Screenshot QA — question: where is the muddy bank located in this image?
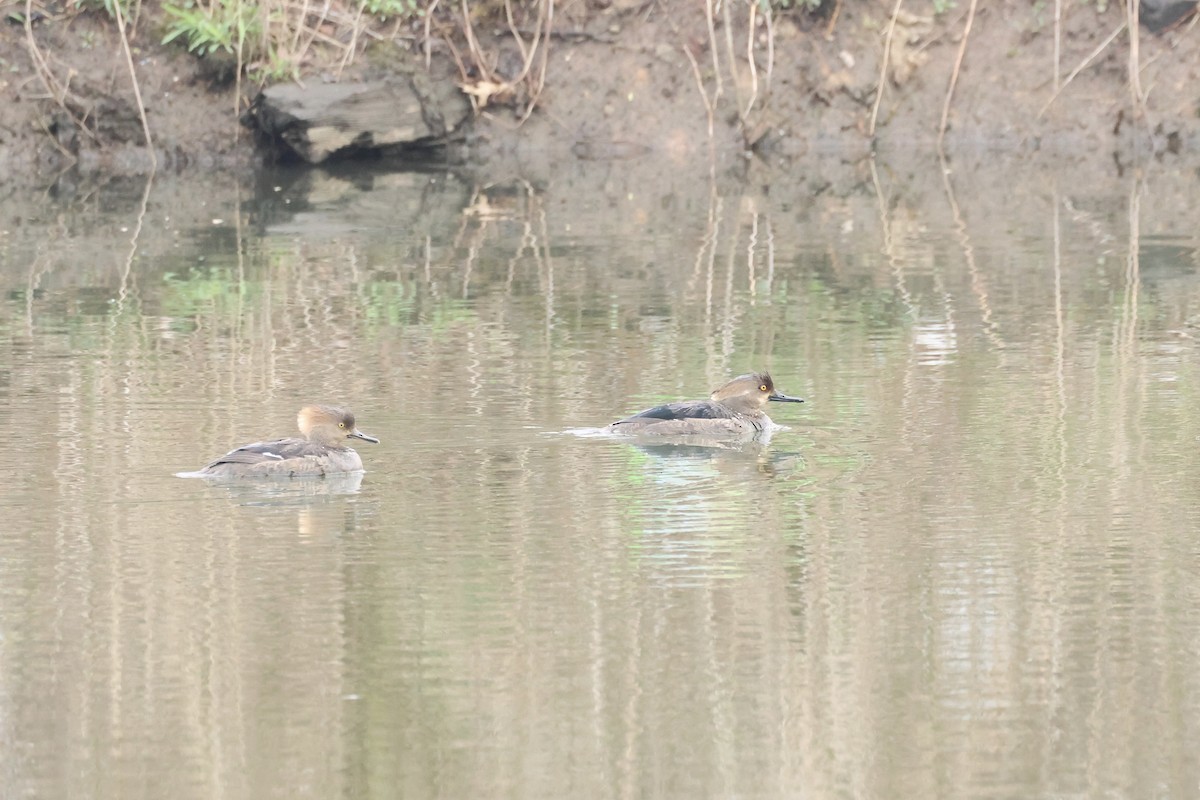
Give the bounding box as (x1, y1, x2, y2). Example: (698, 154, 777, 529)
(0, 2, 1197, 186)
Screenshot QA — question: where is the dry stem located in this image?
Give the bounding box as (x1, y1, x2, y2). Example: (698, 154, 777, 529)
(23, 0, 95, 143)
(763, 1, 774, 98)
(705, 0, 723, 106)
(517, 0, 552, 124)
(110, 0, 153, 164)
(720, 0, 743, 120)
(683, 42, 715, 139)
(424, 0, 441, 68)
(937, 0, 977, 153)
(825, 0, 843, 39)
(870, 0, 904, 139)
(743, 1, 758, 121)
(336, 2, 366, 78)
(1126, 0, 1144, 113)
(460, 0, 494, 85)
(1038, 21, 1127, 117)
(1053, 0, 1061, 91)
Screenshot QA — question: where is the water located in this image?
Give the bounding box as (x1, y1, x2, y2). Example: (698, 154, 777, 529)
(3, 155, 1200, 799)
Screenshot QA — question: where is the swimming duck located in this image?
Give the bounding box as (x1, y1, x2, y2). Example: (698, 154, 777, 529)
(606, 372, 803, 436)
(182, 404, 379, 478)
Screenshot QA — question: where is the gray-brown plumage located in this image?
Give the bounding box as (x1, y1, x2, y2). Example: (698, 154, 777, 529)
(186, 405, 379, 478)
(606, 373, 803, 436)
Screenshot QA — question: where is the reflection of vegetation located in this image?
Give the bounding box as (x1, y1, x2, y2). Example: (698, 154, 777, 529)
(9, 165, 1200, 800)
(160, 266, 252, 314)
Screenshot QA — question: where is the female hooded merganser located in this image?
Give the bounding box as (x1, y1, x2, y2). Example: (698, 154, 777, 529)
(181, 404, 379, 478)
(606, 372, 803, 436)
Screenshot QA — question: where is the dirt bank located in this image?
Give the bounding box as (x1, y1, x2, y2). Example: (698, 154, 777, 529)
(1, 1, 1197, 185)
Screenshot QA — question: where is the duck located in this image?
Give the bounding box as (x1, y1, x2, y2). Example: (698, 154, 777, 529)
(606, 372, 803, 436)
(181, 404, 379, 478)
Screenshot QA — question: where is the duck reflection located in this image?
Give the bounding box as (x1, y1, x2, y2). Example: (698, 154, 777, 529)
(584, 426, 803, 480)
(200, 470, 366, 506)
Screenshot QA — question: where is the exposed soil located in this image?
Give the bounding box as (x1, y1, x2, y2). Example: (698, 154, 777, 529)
(1, 1, 1198, 186)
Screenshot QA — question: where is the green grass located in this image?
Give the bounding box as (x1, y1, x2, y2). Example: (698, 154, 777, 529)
(162, 0, 259, 57)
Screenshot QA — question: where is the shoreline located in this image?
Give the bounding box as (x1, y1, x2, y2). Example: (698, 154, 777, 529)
(1, 2, 1196, 184)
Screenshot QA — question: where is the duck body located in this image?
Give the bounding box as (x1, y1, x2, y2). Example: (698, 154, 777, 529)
(183, 405, 379, 478)
(606, 373, 803, 437)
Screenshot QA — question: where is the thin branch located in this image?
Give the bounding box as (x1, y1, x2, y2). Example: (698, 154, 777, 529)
(1053, 0, 1061, 91)
(870, 0, 903, 139)
(424, 0, 441, 68)
(23, 0, 95, 141)
(683, 42, 715, 139)
(110, 0, 156, 166)
(336, 2, 366, 78)
(234, 0, 244, 135)
(518, 0, 553, 124)
(1126, 0, 1143, 113)
(937, 0, 977, 153)
(33, 113, 78, 164)
(511, 0, 545, 86)
(460, 0, 496, 84)
(1038, 21, 1127, 117)
(763, 0, 774, 99)
(705, 0, 722, 105)
(825, 0, 843, 39)
(720, 0, 743, 119)
(504, 0, 531, 67)
(295, 0, 334, 69)
(743, 1, 758, 121)
(290, 0, 312, 54)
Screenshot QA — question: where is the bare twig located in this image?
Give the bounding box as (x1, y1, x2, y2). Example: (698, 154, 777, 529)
(1126, 0, 1143, 113)
(1053, 0, 1061, 91)
(870, 0, 903, 139)
(825, 0, 843, 39)
(110, 0, 156, 166)
(460, 0, 495, 84)
(720, 0, 743, 119)
(295, 0, 335, 69)
(518, 0, 553, 124)
(234, 0, 244, 130)
(511, 0, 545, 85)
(683, 42, 715, 139)
(705, 0, 723, 105)
(1038, 21, 1127, 117)
(504, 0, 531, 67)
(32, 113, 78, 163)
(434, 13, 471, 81)
(336, 2, 366, 78)
(290, 0, 312, 55)
(937, 0, 977, 153)
(763, 0, 774, 99)
(424, 0, 441, 68)
(743, 1, 758, 121)
(23, 0, 96, 141)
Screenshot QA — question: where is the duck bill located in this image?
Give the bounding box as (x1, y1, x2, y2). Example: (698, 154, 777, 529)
(348, 429, 381, 444)
(768, 392, 804, 403)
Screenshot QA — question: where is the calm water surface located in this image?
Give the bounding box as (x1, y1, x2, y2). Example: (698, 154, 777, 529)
(3, 157, 1200, 799)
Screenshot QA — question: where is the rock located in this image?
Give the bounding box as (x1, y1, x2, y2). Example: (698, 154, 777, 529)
(242, 73, 471, 164)
(1140, 0, 1197, 32)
